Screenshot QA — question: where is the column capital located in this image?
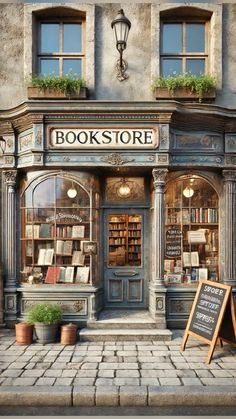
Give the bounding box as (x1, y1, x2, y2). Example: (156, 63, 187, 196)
(4, 170, 17, 190)
(222, 170, 236, 182)
(152, 168, 168, 188)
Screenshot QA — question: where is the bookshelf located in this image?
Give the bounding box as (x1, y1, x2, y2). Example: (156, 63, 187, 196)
(164, 177, 219, 285)
(108, 214, 142, 266)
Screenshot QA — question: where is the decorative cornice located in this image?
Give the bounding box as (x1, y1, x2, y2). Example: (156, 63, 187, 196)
(152, 168, 168, 187)
(222, 170, 236, 182)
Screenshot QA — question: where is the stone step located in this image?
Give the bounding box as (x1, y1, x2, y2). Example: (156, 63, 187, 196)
(79, 328, 172, 342)
(87, 319, 158, 330)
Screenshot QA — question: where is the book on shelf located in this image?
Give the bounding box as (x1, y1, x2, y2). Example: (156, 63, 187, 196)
(72, 251, 85, 266)
(56, 240, 73, 255)
(75, 266, 90, 284)
(187, 229, 206, 244)
(25, 225, 40, 239)
(39, 223, 51, 238)
(164, 259, 175, 272)
(26, 242, 33, 257)
(37, 248, 54, 265)
(57, 267, 74, 283)
(183, 251, 199, 267)
(72, 225, 85, 238)
(198, 268, 208, 280)
(45, 266, 60, 284)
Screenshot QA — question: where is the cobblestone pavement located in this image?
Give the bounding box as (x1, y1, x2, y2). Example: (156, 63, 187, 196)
(1, 328, 236, 406)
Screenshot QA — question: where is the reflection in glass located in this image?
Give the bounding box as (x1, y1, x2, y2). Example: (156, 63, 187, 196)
(186, 59, 205, 75)
(55, 178, 89, 207)
(63, 24, 82, 52)
(63, 59, 82, 77)
(162, 24, 182, 53)
(186, 24, 205, 52)
(40, 24, 59, 53)
(40, 59, 59, 76)
(161, 59, 182, 77)
(33, 178, 55, 208)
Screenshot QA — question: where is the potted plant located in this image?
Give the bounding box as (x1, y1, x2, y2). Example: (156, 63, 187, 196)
(27, 303, 63, 344)
(15, 322, 34, 345)
(152, 74, 217, 102)
(27, 74, 88, 100)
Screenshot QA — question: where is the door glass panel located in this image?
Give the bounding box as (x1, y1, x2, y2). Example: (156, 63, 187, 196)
(108, 214, 142, 267)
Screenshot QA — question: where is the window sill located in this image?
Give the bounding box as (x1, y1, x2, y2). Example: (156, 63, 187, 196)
(27, 86, 88, 100)
(154, 87, 216, 102)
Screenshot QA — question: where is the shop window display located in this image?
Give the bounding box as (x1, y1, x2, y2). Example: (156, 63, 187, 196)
(164, 176, 219, 285)
(20, 175, 97, 286)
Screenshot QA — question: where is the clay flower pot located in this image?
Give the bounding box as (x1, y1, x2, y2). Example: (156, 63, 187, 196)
(15, 322, 33, 345)
(61, 323, 78, 345)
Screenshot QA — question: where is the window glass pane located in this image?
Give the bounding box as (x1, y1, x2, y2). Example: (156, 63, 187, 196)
(40, 24, 59, 53)
(40, 59, 59, 76)
(63, 59, 82, 77)
(63, 23, 82, 52)
(186, 24, 205, 53)
(186, 59, 205, 75)
(33, 178, 55, 208)
(55, 178, 90, 207)
(161, 59, 182, 77)
(162, 24, 182, 53)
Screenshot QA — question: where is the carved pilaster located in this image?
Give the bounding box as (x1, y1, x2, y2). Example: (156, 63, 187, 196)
(3, 170, 17, 286)
(222, 170, 236, 285)
(152, 168, 168, 287)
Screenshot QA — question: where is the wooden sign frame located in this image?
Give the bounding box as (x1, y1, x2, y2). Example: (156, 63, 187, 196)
(181, 280, 235, 364)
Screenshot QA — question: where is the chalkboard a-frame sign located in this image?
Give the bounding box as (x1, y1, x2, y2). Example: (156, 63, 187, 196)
(181, 280, 236, 364)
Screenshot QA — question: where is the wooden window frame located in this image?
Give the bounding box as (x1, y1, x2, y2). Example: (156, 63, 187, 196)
(161, 20, 209, 75)
(37, 18, 85, 77)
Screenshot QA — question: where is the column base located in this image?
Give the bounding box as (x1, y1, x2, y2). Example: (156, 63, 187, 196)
(149, 283, 168, 329)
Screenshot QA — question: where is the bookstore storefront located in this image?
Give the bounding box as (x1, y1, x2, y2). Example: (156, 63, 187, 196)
(1, 104, 236, 329)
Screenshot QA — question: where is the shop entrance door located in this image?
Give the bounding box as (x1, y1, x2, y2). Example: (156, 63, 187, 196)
(104, 209, 147, 308)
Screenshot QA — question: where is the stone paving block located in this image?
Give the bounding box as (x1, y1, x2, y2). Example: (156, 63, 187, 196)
(210, 369, 233, 378)
(70, 357, 84, 363)
(117, 351, 137, 356)
(73, 385, 95, 406)
(138, 357, 165, 363)
(163, 371, 178, 378)
(76, 370, 97, 378)
(7, 362, 28, 369)
(171, 357, 186, 363)
(95, 378, 114, 386)
(177, 370, 197, 378)
(1, 378, 15, 386)
(54, 378, 73, 386)
(24, 363, 36, 370)
(0, 386, 72, 406)
(141, 378, 159, 386)
(44, 370, 62, 378)
(188, 363, 211, 370)
(141, 370, 165, 378)
(81, 363, 98, 370)
(73, 378, 95, 386)
(0, 369, 23, 378)
(96, 386, 119, 406)
(200, 378, 235, 386)
(116, 370, 140, 378)
(98, 370, 114, 378)
(21, 369, 45, 378)
(83, 356, 102, 363)
(152, 351, 169, 357)
(122, 357, 137, 363)
(51, 363, 67, 370)
(35, 363, 52, 369)
(16, 356, 33, 362)
(228, 370, 236, 377)
(102, 350, 115, 356)
(1, 356, 18, 363)
(195, 370, 213, 378)
(56, 357, 72, 363)
(99, 363, 118, 370)
(36, 378, 56, 386)
(114, 378, 139, 386)
(61, 369, 77, 378)
(181, 377, 202, 385)
(10, 377, 37, 386)
(116, 363, 139, 370)
(123, 345, 137, 350)
(86, 350, 103, 355)
(103, 356, 120, 362)
(141, 363, 174, 370)
(120, 385, 147, 406)
(0, 363, 12, 369)
(159, 378, 181, 386)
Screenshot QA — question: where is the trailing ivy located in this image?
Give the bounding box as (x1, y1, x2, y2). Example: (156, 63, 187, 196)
(31, 74, 86, 94)
(152, 74, 216, 99)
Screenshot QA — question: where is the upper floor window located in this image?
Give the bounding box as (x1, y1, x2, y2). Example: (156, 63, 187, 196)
(38, 20, 84, 77)
(161, 21, 207, 77)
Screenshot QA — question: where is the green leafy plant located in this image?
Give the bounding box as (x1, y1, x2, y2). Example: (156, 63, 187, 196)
(27, 303, 63, 325)
(152, 74, 217, 99)
(31, 74, 86, 95)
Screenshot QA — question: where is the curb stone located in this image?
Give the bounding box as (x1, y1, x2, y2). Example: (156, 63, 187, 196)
(73, 385, 95, 406)
(96, 386, 119, 406)
(120, 386, 147, 406)
(0, 386, 72, 406)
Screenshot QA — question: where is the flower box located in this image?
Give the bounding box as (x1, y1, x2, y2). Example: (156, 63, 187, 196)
(154, 87, 216, 102)
(27, 86, 88, 100)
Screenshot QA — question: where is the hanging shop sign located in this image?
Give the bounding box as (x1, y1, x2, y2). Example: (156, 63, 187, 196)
(48, 126, 159, 149)
(181, 280, 236, 364)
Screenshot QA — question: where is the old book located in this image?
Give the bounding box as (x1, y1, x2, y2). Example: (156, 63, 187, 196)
(64, 267, 74, 283)
(56, 240, 73, 255)
(75, 267, 90, 284)
(26, 241, 33, 257)
(183, 252, 199, 267)
(187, 229, 206, 244)
(72, 251, 85, 266)
(72, 225, 85, 238)
(37, 248, 54, 265)
(164, 259, 175, 272)
(39, 223, 52, 238)
(25, 225, 40, 239)
(198, 268, 208, 281)
(58, 267, 66, 282)
(45, 267, 60, 284)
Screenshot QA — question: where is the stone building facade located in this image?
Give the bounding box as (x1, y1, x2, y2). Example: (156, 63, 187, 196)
(0, 1, 235, 334)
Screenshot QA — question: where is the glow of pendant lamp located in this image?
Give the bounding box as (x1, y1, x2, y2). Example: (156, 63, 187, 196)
(183, 186, 194, 198)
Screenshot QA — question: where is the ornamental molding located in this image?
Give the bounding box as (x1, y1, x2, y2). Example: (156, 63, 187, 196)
(44, 114, 162, 122)
(225, 156, 236, 166)
(22, 299, 87, 314)
(100, 153, 134, 166)
(152, 168, 168, 186)
(222, 170, 236, 182)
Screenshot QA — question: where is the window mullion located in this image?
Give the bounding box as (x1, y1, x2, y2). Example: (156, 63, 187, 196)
(60, 23, 63, 76)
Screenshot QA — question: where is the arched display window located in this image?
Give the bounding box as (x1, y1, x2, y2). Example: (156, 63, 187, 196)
(164, 175, 219, 285)
(20, 173, 98, 286)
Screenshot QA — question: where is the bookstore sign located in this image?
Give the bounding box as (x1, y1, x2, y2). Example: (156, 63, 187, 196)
(48, 127, 159, 149)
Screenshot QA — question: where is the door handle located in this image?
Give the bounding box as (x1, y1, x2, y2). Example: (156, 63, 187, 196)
(114, 271, 138, 277)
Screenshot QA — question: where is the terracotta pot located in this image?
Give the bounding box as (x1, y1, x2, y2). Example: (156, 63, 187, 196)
(61, 323, 77, 345)
(15, 322, 33, 345)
